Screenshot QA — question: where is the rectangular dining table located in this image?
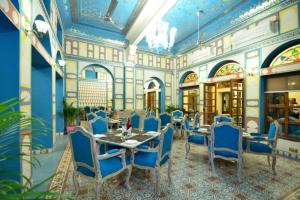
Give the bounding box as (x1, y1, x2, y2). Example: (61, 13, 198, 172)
(94, 130, 160, 149)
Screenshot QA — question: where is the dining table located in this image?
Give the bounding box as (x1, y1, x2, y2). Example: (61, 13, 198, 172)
(94, 129, 161, 163)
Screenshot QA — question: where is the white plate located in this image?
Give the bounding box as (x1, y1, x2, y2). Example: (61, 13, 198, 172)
(125, 140, 138, 144)
(94, 134, 105, 138)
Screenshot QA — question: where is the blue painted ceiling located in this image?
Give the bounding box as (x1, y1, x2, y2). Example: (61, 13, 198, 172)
(57, 0, 283, 54)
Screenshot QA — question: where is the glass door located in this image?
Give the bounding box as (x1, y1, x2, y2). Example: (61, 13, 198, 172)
(230, 80, 244, 127)
(204, 83, 216, 125)
(183, 87, 199, 115)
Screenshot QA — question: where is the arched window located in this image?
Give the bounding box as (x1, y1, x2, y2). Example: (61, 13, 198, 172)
(270, 44, 300, 67)
(183, 72, 198, 83)
(148, 82, 156, 89)
(214, 63, 243, 77)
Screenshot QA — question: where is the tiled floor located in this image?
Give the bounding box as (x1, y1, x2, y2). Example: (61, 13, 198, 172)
(54, 139, 300, 200)
(32, 135, 67, 192)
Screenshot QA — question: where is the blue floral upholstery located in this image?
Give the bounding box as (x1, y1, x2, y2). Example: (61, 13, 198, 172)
(91, 117, 108, 135)
(172, 110, 183, 118)
(133, 124, 174, 193)
(210, 123, 242, 181)
(87, 113, 96, 121)
(134, 151, 158, 167)
(144, 116, 160, 132)
(160, 113, 171, 128)
(95, 110, 107, 118)
(131, 113, 140, 129)
(99, 156, 123, 177)
(188, 135, 205, 144)
(69, 127, 131, 199)
(249, 142, 272, 153)
(184, 117, 206, 158)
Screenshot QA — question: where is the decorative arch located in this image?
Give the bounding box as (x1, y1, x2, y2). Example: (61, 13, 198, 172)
(80, 64, 115, 109)
(208, 60, 242, 78)
(33, 15, 51, 56)
(261, 39, 300, 68)
(148, 82, 157, 89)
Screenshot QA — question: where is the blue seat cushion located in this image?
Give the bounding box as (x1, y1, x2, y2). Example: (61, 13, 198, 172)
(160, 155, 169, 166)
(134, 151, 158, 168)
(99, 156, 123, 177)
(215, 151, 238, 158)
(249, 142, 272, 154)
(188, 135, 205, 145)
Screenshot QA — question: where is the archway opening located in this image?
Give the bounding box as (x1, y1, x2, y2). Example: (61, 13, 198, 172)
(262, 41, 300, 141)
(144, 77, 165, 114)
(179, 71, 199, 116)
(33, 15, 51, 56)
(0, 9, 21, 182)
(79, 64, 115, 111)
(204, 61, 244, 127)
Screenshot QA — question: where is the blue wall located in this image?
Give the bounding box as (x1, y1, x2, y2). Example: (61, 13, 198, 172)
(31, 48, 53, 149)
(56, 76, 64, 133)
(0, 11, 21, 182)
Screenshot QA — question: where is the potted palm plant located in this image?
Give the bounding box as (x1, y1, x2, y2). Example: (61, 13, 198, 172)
(63, 99, 79, 134)
(0, 98, 62, 199)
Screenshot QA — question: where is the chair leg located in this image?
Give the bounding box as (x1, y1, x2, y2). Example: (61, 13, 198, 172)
(185, 142, 190, 159)
(267, 155, 271, 167)
(155, 168, 160, 195)
(168, 159, 172, 185)
(95, 180, 101, 199)
(125, 167, 132, 189)
(72, 172, 80, 199)
(210, 157, 215, 175)
(272, 156, 277, 175)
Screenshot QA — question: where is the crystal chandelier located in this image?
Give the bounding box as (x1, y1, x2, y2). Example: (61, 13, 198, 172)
(145, 20, 177, 51)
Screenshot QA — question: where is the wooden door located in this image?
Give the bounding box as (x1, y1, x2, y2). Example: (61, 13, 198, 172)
(183, 87, 199, 115)
(204, 83, 216, 125)
(230, 80, 244, 127)
(147, 91, 156, 112)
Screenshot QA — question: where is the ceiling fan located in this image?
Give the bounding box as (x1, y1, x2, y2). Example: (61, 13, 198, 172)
(100, 0, 124, 30)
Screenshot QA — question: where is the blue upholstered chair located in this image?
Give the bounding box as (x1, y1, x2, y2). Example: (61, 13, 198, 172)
(87, 113, 96, 121)
(95, 110, 107, 118)
(172, 110, 183, 119)
(244, 120, 280, 175)
(214, 115, 233, 123)
(84, 106, 91, 114)
(210, 122, 243, 182)
(90, 117, 108, 135)
(69, 127, 131, 199)
(144, 116, 161, 132)
(133, 124, 174, 194)
(183, 116, 207, 158)
(131, 112, 141, 129)
(159, 112, 171, 129)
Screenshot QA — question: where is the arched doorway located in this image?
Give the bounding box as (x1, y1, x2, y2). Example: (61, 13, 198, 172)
(179, 71, 199, 115)
(204, 61, 244, 126)
(79, 64, 115, 110)
(144, 77, 165, 114)
(261, 40, 300, 141)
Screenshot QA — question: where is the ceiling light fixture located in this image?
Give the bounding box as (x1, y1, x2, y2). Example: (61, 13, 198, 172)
(145, 19, 177, 51)
(34, 20, 50, 37)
